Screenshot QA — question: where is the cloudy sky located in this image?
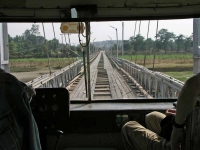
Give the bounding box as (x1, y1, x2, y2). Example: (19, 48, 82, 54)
(8, 19, 193, 45)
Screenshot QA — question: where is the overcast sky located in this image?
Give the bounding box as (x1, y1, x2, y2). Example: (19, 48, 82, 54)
(8, 19, 193, 45)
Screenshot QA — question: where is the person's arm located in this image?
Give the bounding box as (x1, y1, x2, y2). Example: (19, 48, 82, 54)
(165, 108, 176, 116)
(175, 73, 200, 124)
(20, 82, 36, 100)
(170, 73, 200, 150)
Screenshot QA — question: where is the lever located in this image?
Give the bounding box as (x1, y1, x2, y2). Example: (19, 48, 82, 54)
(54, 130, 64, 150)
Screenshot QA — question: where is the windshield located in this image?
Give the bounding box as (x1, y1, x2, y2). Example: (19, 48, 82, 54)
(3, 19, 195, 100)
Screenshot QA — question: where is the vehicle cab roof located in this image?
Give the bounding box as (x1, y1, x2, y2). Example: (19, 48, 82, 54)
(0, 0, 200, 22)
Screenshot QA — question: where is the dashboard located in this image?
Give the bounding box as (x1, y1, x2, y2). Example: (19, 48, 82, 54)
(31, 88, 174, 133)
(31, 88, 175, 150)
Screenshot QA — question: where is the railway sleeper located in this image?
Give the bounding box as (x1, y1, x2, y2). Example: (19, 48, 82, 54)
(94, 53, 112, 99)
(94, 92, 112, 96)
(95, 85, 110, 88)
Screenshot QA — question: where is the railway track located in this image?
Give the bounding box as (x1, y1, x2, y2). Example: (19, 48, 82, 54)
(68, 52, 152, 100)
(108, 54, 152, 99)
(66, 52, 100, 96)
(68, 73, 83, 94)
(93, 53, 111, 99)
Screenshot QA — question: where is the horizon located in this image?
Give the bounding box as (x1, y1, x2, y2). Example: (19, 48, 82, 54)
(7, 19, 193, 45)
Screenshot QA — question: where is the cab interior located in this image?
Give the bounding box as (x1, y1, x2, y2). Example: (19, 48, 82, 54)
(1, 0, 199, 150)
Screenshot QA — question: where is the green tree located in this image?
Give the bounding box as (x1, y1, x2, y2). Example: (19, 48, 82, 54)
(129, 36, 135, 54)
(129, 34, 145, 52)
(175, 34, 185, 53)
(154, 39, 162, 53)
(9, 40, 17, 52)
(135, 34, 145, 51)
(48, 39, 59, 51)
(157, 29, 175, 53)
(24, 40, 33, 50)
(145, 38, 154, 51)
(23, 29, 31, 40)
(123, 40, 131, 51)
(183, 35, 193, 52)
(30, 24, 40, 36)
(168, 40, 176, 51)
(8, 34, 13, 42)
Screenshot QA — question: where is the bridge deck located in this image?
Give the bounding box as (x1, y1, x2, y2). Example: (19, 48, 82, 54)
(70, 52, 135, 100)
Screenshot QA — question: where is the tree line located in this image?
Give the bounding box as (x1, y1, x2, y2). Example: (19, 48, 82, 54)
(8, 24, 193, 59)
(111, 28, 193, 54)
(8, 24, 85, 59)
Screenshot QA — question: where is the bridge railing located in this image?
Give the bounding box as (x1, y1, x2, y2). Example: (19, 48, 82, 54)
(26, 52, 99, 88)
(109, 54, 184, 98)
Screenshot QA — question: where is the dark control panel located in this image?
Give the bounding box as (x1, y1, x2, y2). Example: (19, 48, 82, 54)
(31, 88, 70, 119)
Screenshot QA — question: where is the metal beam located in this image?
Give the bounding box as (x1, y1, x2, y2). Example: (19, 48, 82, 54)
(122, 22, 124, 59)
(193, 18, 200, 74)
(82, 47, 88, 97)
(107, 54, 184, 98)
(86, 22, 92, 101)
(0, 23, 9, 72)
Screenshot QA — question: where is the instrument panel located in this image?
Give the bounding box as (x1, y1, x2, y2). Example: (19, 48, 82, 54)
(31, 88, 70, 119)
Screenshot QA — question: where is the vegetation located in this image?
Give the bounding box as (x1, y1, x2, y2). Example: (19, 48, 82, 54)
(122, 53, 192, 61)
(164, 71, 193, 82)
(111, 28, 193, 55)
(10, 58, 76, 72)
(9, 24, 193, 82)
(8, 24, 93, 59)
(120, 54, 193, 82)
(9, 24, 193, 59)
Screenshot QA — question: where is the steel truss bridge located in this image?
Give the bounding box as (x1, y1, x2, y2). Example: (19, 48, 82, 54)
(26, 51, 184, 100)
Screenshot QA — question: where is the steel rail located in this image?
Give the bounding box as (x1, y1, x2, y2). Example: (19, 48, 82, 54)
(107, 53, 184, 98)
(26, 52, 99, 88)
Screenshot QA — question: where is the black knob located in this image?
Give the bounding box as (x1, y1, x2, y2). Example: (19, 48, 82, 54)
(56, 130, 64, 138)
(54, 130, 64, 150)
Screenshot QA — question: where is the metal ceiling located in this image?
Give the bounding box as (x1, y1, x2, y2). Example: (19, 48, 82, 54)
(0, 0, 200, 21)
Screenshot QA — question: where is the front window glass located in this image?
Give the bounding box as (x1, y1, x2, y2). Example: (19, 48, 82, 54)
(4, 19, 193, 100)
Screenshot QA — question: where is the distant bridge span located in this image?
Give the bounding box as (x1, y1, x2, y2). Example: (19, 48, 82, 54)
(27, 51, 184, 100)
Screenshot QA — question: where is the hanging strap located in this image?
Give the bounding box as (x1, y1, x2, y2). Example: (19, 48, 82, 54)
(52, 23, 61, 69)
(152, 20, 159, 71)
(42, 23, 52, 75)
(135, 20, 141, 64)
(131, 21, 137, 61)
(143, 20, 151, 67)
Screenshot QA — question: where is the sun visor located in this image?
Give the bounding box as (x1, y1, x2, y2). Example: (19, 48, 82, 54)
(0, 0, 26, 7)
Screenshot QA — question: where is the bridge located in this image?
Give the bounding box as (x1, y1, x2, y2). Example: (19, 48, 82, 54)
(26, 51, 184, 100)
(1, 20, 200, 100)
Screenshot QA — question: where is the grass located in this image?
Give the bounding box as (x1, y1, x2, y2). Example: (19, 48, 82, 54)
(10, 67, 38, 72)
(121, 53, 194, 82)
(10, 57, 75, 63)
(10, 53, 194, 82)
(10, 57, 78, 72)
(122, 54, 192, 64)
(145, 63, 193, 72)
(164, 71, 194, 82)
